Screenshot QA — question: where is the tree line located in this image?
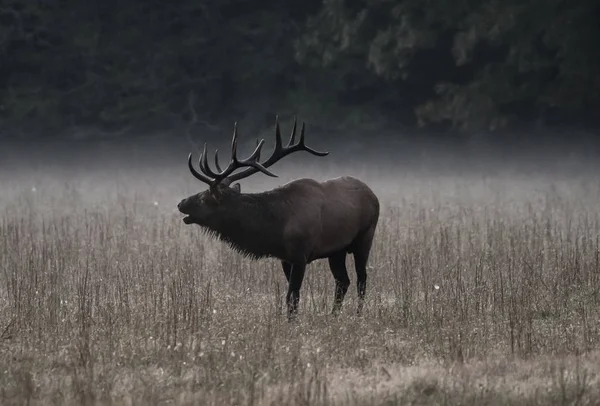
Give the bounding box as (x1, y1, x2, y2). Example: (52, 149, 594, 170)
(1, 0, 598, 139)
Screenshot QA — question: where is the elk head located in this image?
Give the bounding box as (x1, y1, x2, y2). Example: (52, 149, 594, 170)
(177, 116, 328, 227)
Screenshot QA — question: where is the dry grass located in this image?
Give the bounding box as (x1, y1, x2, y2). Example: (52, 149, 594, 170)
(1, 160, 600, 405)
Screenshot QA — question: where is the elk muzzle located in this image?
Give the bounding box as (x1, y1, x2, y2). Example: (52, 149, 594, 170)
(177, 198, 195, 224)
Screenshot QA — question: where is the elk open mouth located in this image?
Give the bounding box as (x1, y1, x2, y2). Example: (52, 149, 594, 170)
(178, 203, 196, 224)
(182, 215, 195, 224)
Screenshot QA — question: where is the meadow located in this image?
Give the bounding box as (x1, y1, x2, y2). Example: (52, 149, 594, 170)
(1, 142, 600, 405)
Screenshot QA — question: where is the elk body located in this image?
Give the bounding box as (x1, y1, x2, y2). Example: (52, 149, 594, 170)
(177, 117, 380, 319)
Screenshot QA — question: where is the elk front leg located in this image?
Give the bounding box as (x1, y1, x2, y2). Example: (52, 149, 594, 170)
(286, 262, 306, 320)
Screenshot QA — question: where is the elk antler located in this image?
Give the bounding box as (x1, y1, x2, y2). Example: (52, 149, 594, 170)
(187, 116, 328, 188)
(221, 116, 329, 185)
(187, 122, 278, 188)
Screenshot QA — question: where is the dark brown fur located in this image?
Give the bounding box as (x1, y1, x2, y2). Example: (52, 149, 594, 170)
(178, 176, 380, 318)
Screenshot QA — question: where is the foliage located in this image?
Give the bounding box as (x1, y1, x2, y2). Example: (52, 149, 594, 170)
(0, 0, 598, 137)
(297, 0, 600, 131)
(0, 0, 316, 136)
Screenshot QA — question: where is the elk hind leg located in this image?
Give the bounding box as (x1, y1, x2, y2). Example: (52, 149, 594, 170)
(281, 261, 292, 282)
(353, 226, 376, 315)
(328, 251, 350, 315)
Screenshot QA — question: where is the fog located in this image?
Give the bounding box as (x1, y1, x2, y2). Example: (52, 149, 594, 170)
(3, 126, 600, 170)
(1, 126, 598, 225)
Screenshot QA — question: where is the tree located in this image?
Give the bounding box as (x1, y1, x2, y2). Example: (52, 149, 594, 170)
(1, 0, 598, 138)
(296, 0, 600, 131)
(0, 0, 319, 137)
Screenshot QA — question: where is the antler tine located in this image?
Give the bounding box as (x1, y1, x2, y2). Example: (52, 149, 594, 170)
(187, 152, 214, 185)
(214, 149, 222, 172)
(283, 121, 328, 157)
(274, 115, 283, 151)
(198, 143, 206, 171)
(203, 121, 241, 181)
(234, 138, 278, 177)
(255, 139, 261, 161)
(287, 116, 297, 147)
(230, 122, 239, 163)
(298, 121, 305, 145)
(200, 143, 221, 178)
(297, 122, 328, 157)
(245, 139, 267, 162)
(241, 143, 278, 177)
(217, 138, 278, 182)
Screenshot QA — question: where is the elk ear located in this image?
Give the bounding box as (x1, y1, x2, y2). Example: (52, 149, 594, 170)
(230, 183, 241, 193)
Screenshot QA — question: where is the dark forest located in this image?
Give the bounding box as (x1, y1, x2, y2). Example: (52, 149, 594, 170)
(1, 0, 599, 140)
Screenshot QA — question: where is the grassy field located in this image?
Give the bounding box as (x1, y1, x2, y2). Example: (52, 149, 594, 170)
(1, 156, 600, 405)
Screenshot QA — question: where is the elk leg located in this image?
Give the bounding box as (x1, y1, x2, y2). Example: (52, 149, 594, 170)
(281, 261, 292, 282)
(286, 262, 306, 320)
(353, 253, 368, 316)
(328, 251, 350, 315)
(353, 227, 376, 315)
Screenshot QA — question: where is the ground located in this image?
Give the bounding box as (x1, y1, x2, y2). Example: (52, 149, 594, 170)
(1, 149, 600, 405)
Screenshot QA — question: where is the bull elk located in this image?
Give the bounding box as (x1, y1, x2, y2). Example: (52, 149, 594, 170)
(177, 117, 380, 319)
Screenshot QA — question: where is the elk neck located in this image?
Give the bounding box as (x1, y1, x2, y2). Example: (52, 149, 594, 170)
(202, 190, 289, 260)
